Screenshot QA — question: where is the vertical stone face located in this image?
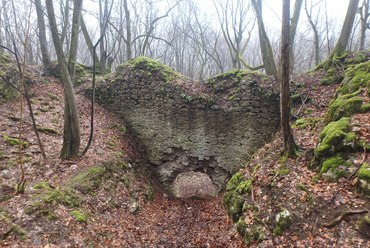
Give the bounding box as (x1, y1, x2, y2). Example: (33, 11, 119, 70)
(91, 57, 280, 197)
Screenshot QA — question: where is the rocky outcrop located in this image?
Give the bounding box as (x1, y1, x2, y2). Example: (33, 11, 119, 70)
(90, 57, 280, 197)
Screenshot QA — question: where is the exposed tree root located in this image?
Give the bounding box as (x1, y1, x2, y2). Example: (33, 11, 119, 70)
(322, 209, 368, 228)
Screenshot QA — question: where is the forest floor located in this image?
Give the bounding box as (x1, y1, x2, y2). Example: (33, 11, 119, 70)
(0, 69, 369, 247)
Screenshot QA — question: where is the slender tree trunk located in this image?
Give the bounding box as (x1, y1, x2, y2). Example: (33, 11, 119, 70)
(251, 0, 279, 82)
(34, 0, 51, 71)
(280, 0, 297, 156)
(60, 0, 70, 44)
(123, 0, 132, 60)
(68, 0, 83, 82)
(45, 0, 81, 159)
(0, 9, 3, 53)
(80, 15, 100, 66)
(305, 0, 320, 66)
(289, 0, 303, 72)
(360, 0, 369, 51)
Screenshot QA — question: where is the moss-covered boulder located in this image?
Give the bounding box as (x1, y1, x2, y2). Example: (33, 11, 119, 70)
(312, 57, 370, 187)
(223, 172, 246, 223)
(274, 210, 293, 235)
(315, 117, 351, 157)
(325, 92, 363, 123)
(339, 61, 370, 95)
(236, 218, 264, 245)
(321, 68, 343, 85)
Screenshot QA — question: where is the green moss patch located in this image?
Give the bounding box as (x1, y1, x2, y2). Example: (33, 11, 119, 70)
(123, 56, 183, 82)
(236, 218, 264, 245)
(36, 127, 61, 136)
(70, 211, 88, 224)
(340, 61, 370, 95)
(2, 135, 29, 148)
(321, 68, 342, 85)
(294, 117, 323, 130)
(325, 89, 363, 123)
(315, 117, 351, 156)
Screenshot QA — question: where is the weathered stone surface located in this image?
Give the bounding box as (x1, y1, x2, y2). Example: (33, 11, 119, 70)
(89, 57, 280, 197)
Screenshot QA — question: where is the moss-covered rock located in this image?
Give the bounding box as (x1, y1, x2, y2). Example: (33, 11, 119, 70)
(325, 89, 363, 123)
(274, 210, 293, 235)
(223, 190, 245, 223)
(321, 68, 343, 85)
(339, 61, 370, 95)
(236, 218, 264, 245)
(294, 117, 323, 130)
(315, 117, 351, 156)
(226, 172, 244, 191)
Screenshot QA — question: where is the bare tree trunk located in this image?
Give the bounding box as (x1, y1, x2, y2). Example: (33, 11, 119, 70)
(80, 15, 100, 66)
(45, 0, 81, 159)
(68, 0, 83, 82)
(251, 0, 279, 82)
(60, 0, 70, 44)
(289, 0, 303, 72)
(123, 0, 132, 60)
(34, 0, 51, 71)
(0, 8, 3, 53)
(360, 0, 369, 51)
(280, 0, 297, 156)
(316, 0, 360, 69)
(305, 0, 320, 66)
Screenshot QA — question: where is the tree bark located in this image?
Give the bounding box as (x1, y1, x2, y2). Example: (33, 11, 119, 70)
(280, 0, 297, 156)
(68, 0, 83, 82)
(45, 0, 81, 159)
(251, 0, 279, 82)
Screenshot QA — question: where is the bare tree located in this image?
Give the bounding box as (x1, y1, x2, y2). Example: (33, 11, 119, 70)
(251, 0, 279, 81)
(317, 0, 360, 69)
(213, 0, 259, 70)
(34, 0, 51, 71)
(305, 0, 321, 66)
(68, 0, 83, 82)
(280, 0, 297, 156)
(289, 0, 304, 71)
(46, 0, 81, 159)
(360, 0, 370, 51)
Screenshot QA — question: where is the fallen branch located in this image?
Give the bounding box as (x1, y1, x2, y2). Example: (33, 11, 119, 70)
(322, 209, 368, 228)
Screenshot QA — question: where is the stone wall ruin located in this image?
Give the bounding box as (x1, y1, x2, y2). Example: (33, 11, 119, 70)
(90, 57, 280, 197)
